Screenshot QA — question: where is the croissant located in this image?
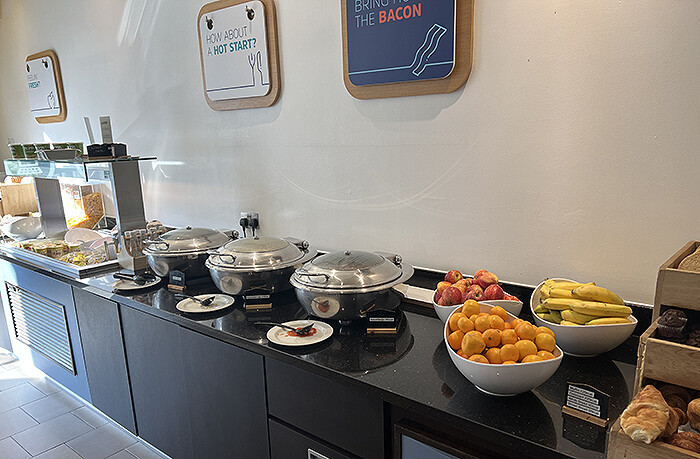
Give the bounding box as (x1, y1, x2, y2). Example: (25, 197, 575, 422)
(659, 384, 692, 411)
(667, 431, 700, 454)
(621, 385, 671, 444)
(689, 398, 700, 431)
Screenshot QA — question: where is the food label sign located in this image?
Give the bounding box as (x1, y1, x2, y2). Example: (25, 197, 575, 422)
(26, 55, 61, 118)
(199, 1, 270, 100)
(346, 0, 456, 86)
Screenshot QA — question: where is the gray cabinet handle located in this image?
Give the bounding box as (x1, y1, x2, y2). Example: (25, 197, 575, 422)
(308, 448, 330, 459)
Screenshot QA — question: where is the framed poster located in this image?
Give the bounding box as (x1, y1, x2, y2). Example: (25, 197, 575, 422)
(25, 50, 67, 123)
(197, 0, 281, 110)
(341, 0, 473, 99)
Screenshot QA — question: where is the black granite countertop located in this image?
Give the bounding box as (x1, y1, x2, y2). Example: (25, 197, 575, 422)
(64, 267, 652, 459)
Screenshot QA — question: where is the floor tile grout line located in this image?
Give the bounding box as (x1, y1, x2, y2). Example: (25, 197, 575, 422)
(65, 441, 87, 459)
(8, 435, 32, 457)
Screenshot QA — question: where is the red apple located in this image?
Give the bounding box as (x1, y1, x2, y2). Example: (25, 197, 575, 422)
(476, 272, 499, 289)
(442, 286, 464, 305)
(437, 296, 448, 306)
(444, 270, 463, 284)
(452, 283, 468, 294)
(433, 290, 442, 304)
(483, 284, 505, 300)
(436, 281, 452, 293)
(464, 277, 475, 286)
(474, 269, 489, 279)
(504, 294, 520, 301)
(461, 290, 469, 303)
(466, 285, 484, 301)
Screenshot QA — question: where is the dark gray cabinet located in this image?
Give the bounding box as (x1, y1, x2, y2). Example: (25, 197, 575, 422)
(179, 326, 269, 459)
(121, 305, 269, 459)
(121, 306, 193, 459)
(73, 288, 136, 433)
(266, 359, 384, 459)
(0, 260, 90, 401)
(269, 419, 355, 459)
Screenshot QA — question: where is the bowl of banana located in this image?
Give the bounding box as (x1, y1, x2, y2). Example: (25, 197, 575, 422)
(530, 278, 637, 357)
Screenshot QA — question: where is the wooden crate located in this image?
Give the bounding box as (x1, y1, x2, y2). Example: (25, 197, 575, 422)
(608, 418, 700, 459)
(0, 183, 38, 216)
(634, 319, 700, 394)
(653, 241, 700, 321)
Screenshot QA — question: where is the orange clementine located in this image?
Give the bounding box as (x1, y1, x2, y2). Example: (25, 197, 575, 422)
(522, 354, 544, 363)
(461, 333, 486, 357)
(534, 333, 556, 352)
(515, 322, 537, 341)
(468, 354, 489, 364)
(535, 326, 555, 338)
(499, 344, 519, 362)
(466, 330, 483, 339)
(457, 316, 475, 333)
(457, 349, 467, 358)
(490, 306, 509, 321)
(488, 315, 506, 331)
(478, 312, 490, 317)
(447, 330, 465, 350)
(504, 322, 512, 329)
(500, 329, 518, 345)
(449, 313, 466, 333)
(469, 314, 479, 322)
(537, 350, 556, 360)
(482, 329, 502, 348)
(474, 315, 491, 333)
(502, 360, 517, 365)
(484, 348, 502, 364)
(514, 339, 538, 361)
(462, 300, 480, 317)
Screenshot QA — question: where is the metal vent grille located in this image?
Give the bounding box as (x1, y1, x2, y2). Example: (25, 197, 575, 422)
(6, 282, 75, 374)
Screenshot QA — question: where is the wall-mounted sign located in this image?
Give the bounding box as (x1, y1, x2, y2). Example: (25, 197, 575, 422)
(341, 0, 473, 100)
(25, 50, 66, 123)
(197, 0, 280, 110)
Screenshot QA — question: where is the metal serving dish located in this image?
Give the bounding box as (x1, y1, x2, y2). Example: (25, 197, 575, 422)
(206, 236, 316, 295)
(142, 226, 235, 278)
(290, 250, 414, 322)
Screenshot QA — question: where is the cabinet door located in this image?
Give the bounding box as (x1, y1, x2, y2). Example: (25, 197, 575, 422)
(121, 306, 193, 459)
(73, 288, 135, 433)
(179, 326, 269, 459)
(0, 260, 90, 401)
(269, 419, 354, 459)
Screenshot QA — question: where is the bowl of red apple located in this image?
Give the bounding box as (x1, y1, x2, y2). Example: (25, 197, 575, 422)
(433, 269, 523, 322)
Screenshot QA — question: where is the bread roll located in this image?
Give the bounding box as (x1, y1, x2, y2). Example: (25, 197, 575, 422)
(621, 385, 672, 444)
(678, 247, 700, 272)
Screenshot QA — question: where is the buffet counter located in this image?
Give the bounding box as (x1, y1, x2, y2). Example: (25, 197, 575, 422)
(0, 255, 650, 458)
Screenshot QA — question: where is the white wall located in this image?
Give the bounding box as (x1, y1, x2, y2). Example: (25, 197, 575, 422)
(0, 0, 698, 304)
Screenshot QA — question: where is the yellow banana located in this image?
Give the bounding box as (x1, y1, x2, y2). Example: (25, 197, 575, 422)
(570, 302, 632, 318)
(534, 304, 549, 314)
(561, 309, 599, 325)
(571, 285, 624, 305)
(538, 313, 560, 324)
(539, 285, 551, 299)
(536, 312, 547, 319)
(549, 281, 596, 290)
(549, 288, 575, 299)
(549, 310, 562, 323)
(541, 298, 586, 311)
(560, 320, 581, 326)
(585, 317, 632, 325)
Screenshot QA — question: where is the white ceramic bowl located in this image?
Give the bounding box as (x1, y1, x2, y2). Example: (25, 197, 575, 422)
(433, 289, 523, 323)
(443, 303, 563, 396)
(0, 216, 42, 240)
(530, 278, 637, 357)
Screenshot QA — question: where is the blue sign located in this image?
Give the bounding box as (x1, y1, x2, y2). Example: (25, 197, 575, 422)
(346, 0, 456, 86)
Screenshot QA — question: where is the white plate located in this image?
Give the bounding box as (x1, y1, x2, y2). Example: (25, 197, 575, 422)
(65, 228, 102, 243)
(266, 320, 334, 347)
(111, 276, 161, 291)
(176, 294, 234, 313)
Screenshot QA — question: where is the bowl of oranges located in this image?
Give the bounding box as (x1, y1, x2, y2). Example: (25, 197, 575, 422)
(443, 300, 563, 396)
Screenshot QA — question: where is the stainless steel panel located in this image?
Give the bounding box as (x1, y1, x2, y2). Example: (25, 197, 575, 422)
(34, 178, 67, 238)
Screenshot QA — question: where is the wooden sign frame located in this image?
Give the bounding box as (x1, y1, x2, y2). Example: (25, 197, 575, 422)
(341, 0, 474, 100)
(197, 0, 281, 110)
(25, 50, 67, 123)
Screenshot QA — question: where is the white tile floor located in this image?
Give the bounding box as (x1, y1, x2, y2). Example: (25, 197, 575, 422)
(0, 348, 169, 458)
